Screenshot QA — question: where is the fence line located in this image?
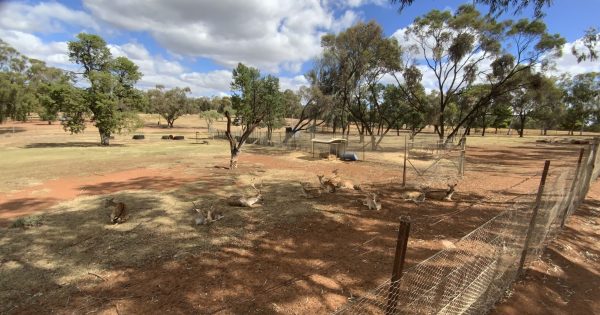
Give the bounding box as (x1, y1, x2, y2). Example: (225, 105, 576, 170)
(334, 138, 600, 315)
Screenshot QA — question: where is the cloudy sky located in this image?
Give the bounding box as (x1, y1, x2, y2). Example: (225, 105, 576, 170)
(0, 0, 598, 96)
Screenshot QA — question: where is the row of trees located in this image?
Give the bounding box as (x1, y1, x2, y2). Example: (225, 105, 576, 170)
(1, 4, 598, 165)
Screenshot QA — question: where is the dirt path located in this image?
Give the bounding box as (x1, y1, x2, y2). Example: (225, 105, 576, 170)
(491, 181, 600, 315)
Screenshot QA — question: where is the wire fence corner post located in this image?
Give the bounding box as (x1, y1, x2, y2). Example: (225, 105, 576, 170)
(561, 147, 585, 228)
(385, 219, 411, 315)
(402, 135, 408, 187)
(518, 160, 551, 276)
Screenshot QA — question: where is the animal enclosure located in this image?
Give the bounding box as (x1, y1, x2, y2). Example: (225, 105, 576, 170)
(0, 117, 598, 315)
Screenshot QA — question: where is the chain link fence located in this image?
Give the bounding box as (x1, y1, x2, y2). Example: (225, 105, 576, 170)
(334, 140, 600, 315)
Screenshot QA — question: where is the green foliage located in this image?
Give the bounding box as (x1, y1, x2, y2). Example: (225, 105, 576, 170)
(572, 27, 599, 63)
(394, 5, 564, 140)
(391, 0, 552, 18)
(560, 72, 600, 133)
(148, 85, 192, 128)
(66, 33, 143, 144)
(230, 63, 281, 130)
(320, 21, 402, 146)
(199, 109, 221, 130)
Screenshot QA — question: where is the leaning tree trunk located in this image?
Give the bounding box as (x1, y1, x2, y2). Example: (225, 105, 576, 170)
(99, 128, 111, 146)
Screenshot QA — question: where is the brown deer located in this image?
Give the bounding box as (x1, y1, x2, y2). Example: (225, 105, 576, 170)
(227, 180, 263, 207)
(105, 198, 127, 224)
(300, 182, 322, 198)
(192, 201, 224, 225)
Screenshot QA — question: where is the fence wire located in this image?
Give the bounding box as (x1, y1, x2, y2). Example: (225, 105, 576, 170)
(335, 140, 600, 315)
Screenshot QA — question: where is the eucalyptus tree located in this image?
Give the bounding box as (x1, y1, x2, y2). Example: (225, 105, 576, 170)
(0, 39, 29, 123)
(282, 67, 334, 143)
(561, 72, 600, 135)
(392, 5, 564, 142)
(148, 85, 192, 128)
(321, 21, 402, 150)
(67, 33, 143, 145)
(225, 63, 281, 169)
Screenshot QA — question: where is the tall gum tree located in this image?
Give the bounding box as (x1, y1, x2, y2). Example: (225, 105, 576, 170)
(67, 33, 142, 145)
(394, 5, 564, 142)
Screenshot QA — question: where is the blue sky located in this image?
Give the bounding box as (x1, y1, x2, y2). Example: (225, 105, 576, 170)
(1, 0, 599, 96)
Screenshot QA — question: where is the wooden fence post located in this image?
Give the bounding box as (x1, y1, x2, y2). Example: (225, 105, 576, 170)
(517, 160, 551, 276)
(402, 135, 408, 187)
(385, 220, 411, 315)
(561, 148, 585, 228)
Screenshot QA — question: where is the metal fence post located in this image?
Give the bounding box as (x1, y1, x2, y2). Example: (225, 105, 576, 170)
(561, 148, 585, 228)
(402, 135, 408, 187)
(385, 220, 411, 315)
(518, 160, 550, 276)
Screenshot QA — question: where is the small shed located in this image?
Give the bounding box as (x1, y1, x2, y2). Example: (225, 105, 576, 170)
(311, 138, 347, 159)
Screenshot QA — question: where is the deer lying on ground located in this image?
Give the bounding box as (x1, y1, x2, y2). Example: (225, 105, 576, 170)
(399, 183, 457, 203)
(300, 182, 322, 198)
(317, 174, 336, 193)
(318, 169, 361, 192)
(105, 197, 127, 224)
(192, 201, 224, 225)
(227, 180, 263, 207)
(363, 192, 382, 211)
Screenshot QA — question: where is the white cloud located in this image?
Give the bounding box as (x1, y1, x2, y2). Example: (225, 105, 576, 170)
(0, 29, 71, 68)
(0, 1, 99, 33)
(82, 0, 361, 73)
(549, 40, 600, 76)
(279, 75, 309, 91)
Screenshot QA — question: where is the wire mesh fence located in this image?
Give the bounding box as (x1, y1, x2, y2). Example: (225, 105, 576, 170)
(334, 139, 600, 315)
(209, 129, 464, 176)
(403, 134, 465, 187)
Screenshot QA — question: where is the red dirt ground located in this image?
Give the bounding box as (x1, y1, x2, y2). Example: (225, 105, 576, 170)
(491, 181, 600, 315)
(1, 135, 594, 314)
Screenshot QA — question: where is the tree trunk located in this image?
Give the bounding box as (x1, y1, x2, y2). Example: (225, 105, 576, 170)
(230, 148, 239, 169)
(370, 134, 377, 151)
(519, 116, 526, 138)
(481, 125, 486, 137)
(47, 121, 52, 125)
(543, 128, 548, 136)
(99, 128, 111, 146)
